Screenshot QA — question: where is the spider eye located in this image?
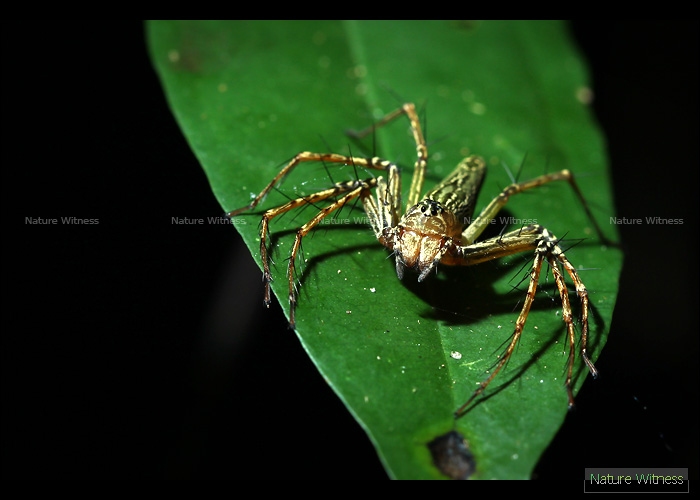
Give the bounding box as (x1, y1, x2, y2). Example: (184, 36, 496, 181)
(418, 200, 443, 217)
(427, 200, 442, 216)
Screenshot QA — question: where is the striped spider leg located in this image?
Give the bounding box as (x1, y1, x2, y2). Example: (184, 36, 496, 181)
(228, 103, 609, 415)
(226, 152, 399, 328)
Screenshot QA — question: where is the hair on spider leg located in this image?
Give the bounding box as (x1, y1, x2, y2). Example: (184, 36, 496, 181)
(456, 316, 573, 414)
(506, 255, 539, 294)
(289, 237, 306, 284)
(317, 135, 374, 186)
(497, 154, 585, 217)
(345, 97, 433, 169)
(508, 232, 592, 310)
(426, 266, 573, 343)
(257, 191, 344, 288)
(381, 83, 411, 108)
(317, 147, 337, 187)
(267, 163, 368, 229)
(499, 156, 521, 186)
(318, 156, 376, 231)
(494, 152, 540, 195)
(537, 260, 582, 313)
(268, 185, 323, 227)
(555, 235, 593, 260)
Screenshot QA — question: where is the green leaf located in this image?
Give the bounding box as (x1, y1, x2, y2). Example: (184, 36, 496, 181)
(148, 20, 622, 479)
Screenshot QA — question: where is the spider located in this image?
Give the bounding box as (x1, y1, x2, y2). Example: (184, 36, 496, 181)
(227, 103, 610, 416)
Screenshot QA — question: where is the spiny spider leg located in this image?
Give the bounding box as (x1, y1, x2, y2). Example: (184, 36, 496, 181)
(227, 152, 393, 218)
(228, 153, 402, 326)
(347, 103, 427, 208)
(284, 180, 377, 327)
(462, 168, 612, 246)
(409, 154, 604, 415)
(448, 225, 595, 417)
(259, 179, 376, 311)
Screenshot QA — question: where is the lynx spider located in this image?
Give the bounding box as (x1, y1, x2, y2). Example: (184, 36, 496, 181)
(228, 103, 610, 416)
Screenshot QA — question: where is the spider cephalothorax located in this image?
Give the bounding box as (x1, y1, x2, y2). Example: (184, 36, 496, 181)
(228, 103, 610, 416)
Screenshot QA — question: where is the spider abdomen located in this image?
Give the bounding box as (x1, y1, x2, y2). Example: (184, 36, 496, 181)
(424, 155, 486, 224)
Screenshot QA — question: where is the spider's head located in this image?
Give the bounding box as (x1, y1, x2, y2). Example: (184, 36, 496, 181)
(389, 199, 463, 282)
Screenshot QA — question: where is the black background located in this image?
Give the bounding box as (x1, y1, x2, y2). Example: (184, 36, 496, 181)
(2, 21, 697, 480)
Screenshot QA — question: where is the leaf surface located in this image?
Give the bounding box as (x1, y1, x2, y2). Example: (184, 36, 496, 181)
(148, 20, 622, 479)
